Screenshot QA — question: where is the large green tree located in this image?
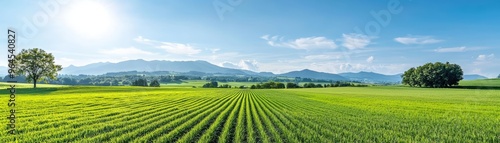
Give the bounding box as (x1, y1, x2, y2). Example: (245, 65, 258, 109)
(401, 62, 463, 88)
(150, 79, 160, 87)
(14, 48, 63, 88)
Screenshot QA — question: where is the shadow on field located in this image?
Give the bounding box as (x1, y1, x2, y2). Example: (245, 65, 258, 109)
(1, 88, 58, 95)
(451, 86, 500, 90)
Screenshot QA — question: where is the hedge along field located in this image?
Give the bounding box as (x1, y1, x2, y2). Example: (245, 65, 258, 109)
(1, 86, 499, 142)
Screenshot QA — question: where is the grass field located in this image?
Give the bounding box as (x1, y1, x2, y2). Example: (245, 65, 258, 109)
(450, 79, 500, 91)
(1, 81, 500, 142)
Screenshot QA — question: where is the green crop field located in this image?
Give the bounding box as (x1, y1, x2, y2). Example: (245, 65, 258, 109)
(460, 79, 500, 87)
(1, 82, 500, 142)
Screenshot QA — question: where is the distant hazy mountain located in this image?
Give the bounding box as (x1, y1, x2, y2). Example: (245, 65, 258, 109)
(463, 74, 488, 80)
(279, 69, 347, 81)
(52, 60, 490, 82)
(256, 72, 275, 77)
(61, 59, 252, 75)
(238, 70, 275, 77)
(0, 66, 7, 76)
(339, 71, 402, 83)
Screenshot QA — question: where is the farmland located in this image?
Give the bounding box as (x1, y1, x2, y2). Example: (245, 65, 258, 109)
(1, 82, 500, 142)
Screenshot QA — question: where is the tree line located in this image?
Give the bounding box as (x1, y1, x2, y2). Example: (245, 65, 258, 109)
(402, 62, 463, 88)
(131, 79, 160, 87)
(246, 81, 368, 89)
(198, 81, 371, 89)
(198, 81, 369, 89)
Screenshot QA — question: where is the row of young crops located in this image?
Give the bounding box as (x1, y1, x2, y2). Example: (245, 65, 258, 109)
(1, 88, 340, 142)
(1, 87, 499, 142)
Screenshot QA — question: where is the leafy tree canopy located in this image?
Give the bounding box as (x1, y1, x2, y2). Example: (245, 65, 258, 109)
(14, 48, 62, 88)
(150, 79, 160, 87)
(401, 62, 463, 88)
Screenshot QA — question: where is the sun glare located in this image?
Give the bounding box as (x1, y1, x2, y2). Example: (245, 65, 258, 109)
(64, 1, 114, 37)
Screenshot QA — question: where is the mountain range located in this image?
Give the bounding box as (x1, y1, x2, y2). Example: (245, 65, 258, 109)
(278, 69, 348, 81)
(62, 59, 250, 75)
(339, 72, 403, 83)
(0, 59, 489, 82)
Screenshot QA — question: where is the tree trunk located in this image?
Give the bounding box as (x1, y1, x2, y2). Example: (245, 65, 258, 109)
(34, 78, 37, 88)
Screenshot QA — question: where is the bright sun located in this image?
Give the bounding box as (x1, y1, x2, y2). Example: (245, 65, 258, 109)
(64, 1, 114, 37)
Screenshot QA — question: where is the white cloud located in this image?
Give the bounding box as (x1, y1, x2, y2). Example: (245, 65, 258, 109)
(292, 37, 337, 49)
(134, 36, 154, 45)
(342, 33, 373, 50)
(338, 63, 353, 71)
(134, 36, 201, 55)
(366, 56, 374, 63)
(158, 42, 201, 55)
(472, 68, 482, 74)
(210, 52, 241, 61)
(476, 54, 494, 61)
(210, 48, 220, 53)
(304, 54, 342, 60)
(55, 57, 76, 67)
(221, 62, 240, 69)
(434, 46, 486, 53)
(261, 35, 269, 40)
(99, 47, 155, 55)
(261, 35, 283, 47)
(471, 54, 498, 78)
(261, 35, 337, 50)
(476, 55, 486, 61)
(221, 60, 259, 71)
(59, 57, 75, 62)
(394, 36, 442, 45)
(239, 60, 259, 71)
(434, 46, 466, 53)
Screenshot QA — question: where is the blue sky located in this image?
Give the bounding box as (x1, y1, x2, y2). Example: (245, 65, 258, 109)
(1, 0, 499, 77)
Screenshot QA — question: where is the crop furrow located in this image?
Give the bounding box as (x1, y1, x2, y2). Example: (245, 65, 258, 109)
(247, 90, 270, 143)
(234, 92, 248, 142)
(250, 91, 284, 143)
(254, 90, 329, 142)
(21, 96, 204, 142)
(17, 96, 195, 137)
(216, 91, 244, 143)
(152, 92, 239, 143)
(131, 92, 236, 142)
(76, 96, 213, 142)
(178, 90, 242, 142)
